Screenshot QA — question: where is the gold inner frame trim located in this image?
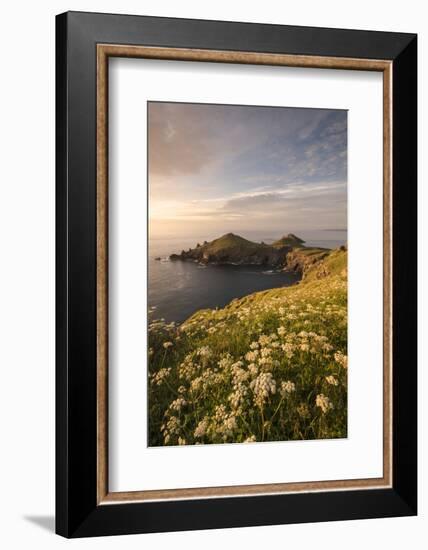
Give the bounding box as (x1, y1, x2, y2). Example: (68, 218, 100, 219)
(96, 44, 393, 505)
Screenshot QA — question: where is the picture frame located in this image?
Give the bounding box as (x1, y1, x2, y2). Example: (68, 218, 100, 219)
(56, 11, 417, 538)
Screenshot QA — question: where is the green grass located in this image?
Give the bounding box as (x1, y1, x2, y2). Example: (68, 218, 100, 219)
(148, 249, 348, 446)
(199, 233, 270, 255)
(303, 247, 347, 281)
(272, 233, 306, 247)
(295, 247, 328, 256)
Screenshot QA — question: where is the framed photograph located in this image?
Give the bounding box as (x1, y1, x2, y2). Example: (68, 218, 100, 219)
(56, 11, 417, 537)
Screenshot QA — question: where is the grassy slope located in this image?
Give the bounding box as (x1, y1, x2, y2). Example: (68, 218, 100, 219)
(303, 247, 347, 281)
(190, 233, 306, 258)
(272, 233, 306, 247)
(201, 233, 268, 255)
(148, 248, 348, 446)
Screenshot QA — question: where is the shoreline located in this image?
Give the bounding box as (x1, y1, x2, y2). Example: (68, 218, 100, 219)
(148, 262, 302, 326)
(149, 237, 345, 326)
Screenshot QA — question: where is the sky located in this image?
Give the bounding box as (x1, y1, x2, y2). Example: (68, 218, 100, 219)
(148, 102, 347, 239)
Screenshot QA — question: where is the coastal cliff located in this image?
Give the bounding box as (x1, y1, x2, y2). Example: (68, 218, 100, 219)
(167, 232, 340, 277)
(169, 233, 290, 267)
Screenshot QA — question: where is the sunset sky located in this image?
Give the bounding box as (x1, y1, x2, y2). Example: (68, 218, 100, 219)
(148, 102, 347, 239)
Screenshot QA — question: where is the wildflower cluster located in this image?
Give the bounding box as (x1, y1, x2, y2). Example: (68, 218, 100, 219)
(148, 250, 348, 445)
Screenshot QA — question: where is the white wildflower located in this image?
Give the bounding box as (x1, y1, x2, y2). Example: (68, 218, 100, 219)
(325, 375, 339, 386)
(260, 347, 272, 358)
(151, 367, 171, 386)
(169, 397, 187, 412)
(212, 405, 237, 439)
(297, 402, 310, 419)
(281, 342, 295, 359)
(162, 416, 181, 443)
(197, 345, 213, 366)
(250, 372, 276, 407)
(316, 393, 334, 414)
(218, 355, 233, 370)
(258, 334, 271, 346)
(280, 380, 296, 396)
(334, 351, 348, 369)
(231, 364, 249, 385)
(245, 350, 259, 362)
(194, 418, 209, 438)
(248, 363, 259, 377)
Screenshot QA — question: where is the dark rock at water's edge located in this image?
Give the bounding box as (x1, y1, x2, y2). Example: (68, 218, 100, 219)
(169, 232, 335, 276)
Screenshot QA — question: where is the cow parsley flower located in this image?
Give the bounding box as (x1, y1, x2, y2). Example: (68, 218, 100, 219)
(197, 346, 212, 358)
(169, 397, 187, 412)
(334, 351, 348, 369)
(250, 372, 276, 407)
(258, 334, 271, 346)
(248, 363, 259, 377)
(151, 367, 171, 386)
(280, 380, 296, 396)
(194, 418, 209, 438)
(297, 402, 310, 419)
(316, 393, 334, 413)
(245, 350, 259, 362)
(325, 375, 339, 386)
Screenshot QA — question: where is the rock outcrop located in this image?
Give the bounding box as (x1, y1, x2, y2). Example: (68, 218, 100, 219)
(169, 232, 337, 276)
(170, 233, 299, 267)
(284, 247, 330, 278)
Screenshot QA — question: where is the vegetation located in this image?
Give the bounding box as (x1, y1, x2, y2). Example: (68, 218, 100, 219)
(201, 233, 268, 255)
(148, 248, 348, 446)
(272, 233, 306, 247)
(170, 232, 308, 266)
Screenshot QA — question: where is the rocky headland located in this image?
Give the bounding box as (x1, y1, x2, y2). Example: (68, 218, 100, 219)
(166, 232, 344, 278)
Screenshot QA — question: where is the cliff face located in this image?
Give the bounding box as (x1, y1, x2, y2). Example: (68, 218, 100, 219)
(168, 232, 342, 276)
(285, 248, 330, 278)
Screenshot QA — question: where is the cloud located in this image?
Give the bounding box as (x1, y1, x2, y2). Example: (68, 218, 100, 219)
(155, 181, 346, 229)
(148, 103, 347, 233)
(148, 103, 217, 176)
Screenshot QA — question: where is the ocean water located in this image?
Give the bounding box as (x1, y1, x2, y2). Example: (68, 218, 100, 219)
(148, 230, 346, 324)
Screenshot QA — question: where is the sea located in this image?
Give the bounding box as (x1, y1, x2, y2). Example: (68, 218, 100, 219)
(148, 230, 347, 324)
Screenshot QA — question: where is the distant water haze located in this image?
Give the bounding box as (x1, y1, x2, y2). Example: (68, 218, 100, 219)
(148, 230, 346, 323)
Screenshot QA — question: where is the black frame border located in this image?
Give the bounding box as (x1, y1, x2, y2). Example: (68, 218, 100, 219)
(56, 11, 417, 538)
